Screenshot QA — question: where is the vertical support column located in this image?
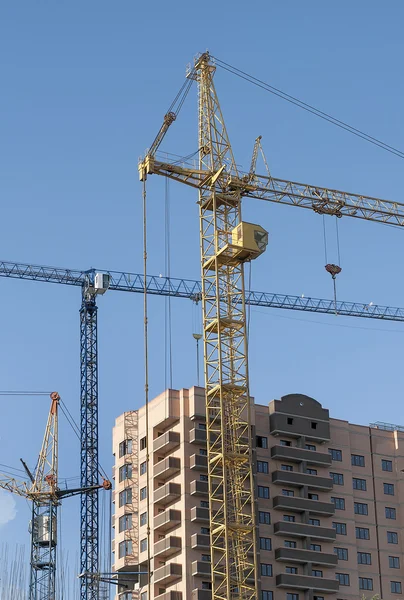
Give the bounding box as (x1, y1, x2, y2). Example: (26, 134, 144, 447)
(80, 291, 99, 600)
(29, 499, 57, 600)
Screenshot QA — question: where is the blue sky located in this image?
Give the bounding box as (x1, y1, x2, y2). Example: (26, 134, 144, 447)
(1, 0, 404, 595)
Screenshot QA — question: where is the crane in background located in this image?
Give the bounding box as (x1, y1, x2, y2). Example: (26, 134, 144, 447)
(139, 51, 404, 600)
(0, 392, 111, 600)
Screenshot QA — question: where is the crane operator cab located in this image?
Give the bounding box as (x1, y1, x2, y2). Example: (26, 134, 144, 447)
(231, 221, 268, 261)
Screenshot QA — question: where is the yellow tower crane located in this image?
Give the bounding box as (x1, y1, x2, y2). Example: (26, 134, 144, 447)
(139, 52, 404, 600)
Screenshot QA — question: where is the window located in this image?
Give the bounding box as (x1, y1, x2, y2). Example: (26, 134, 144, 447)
(386, 507, 396, 520)
(259, 511, 271, 525)
(140, 593, 147, 600)
(201, 500, 209, 508)
(311, 421, 317, 429)
(281, 464, 293, 471)
(389, 556, 400, 569)
(119, 488, 132, 507)
(287, 417, 294, 425)
(140, 512, 147, 527)
(351, 454, 365, 467)
(388, 531, 398, 544)
(286, 566, 298, 574)
(306, 444, 316, 451)
(314, 597, 324, 600)
(140, 436, 147, 450)
(198, 422, 207, 430)
(119, 464, 132, 482)
(140, 461, 147, 475)
(261, 593, 273, 600)
(354, 502, 368, 515)
(359, 578, 373, 591)
(256, 436, 268, 448)
(122, 594, 133, 600)
(199, 448, 208, 456)
(119, 540, 133, 558)
(329, 449, 342, 461)
(309, 518, 320, 526)
(357, 552, 371, 565)
(330, 472, 344, 485)
(202, 582, 212, 590)
(312, 570, 323, 577)
(201, 527, 210, 535)
(391, 582, 402, 594)
(283, 515, 295, 522)
(287, 594, 299, 600)
(282, 489, 294, 497)
(200, 474, 208, 482)
(260, 564, 273, 577)
(140, 486, 147, 500)
(140, 538, 147, 553)
(382, 459, 393, 472)
(308, 493, 319, 500)
(333, 522, 347, 535)
(353, 477, 366, 491)
(257, 460, 269, 474)
(310, 544, 321, 552)
(119, 439, 132, 457)
(260, 537, 272, 550)
(285, 540, 297, 548)
(336, 573, 350, 586)
(384, 483, 395, 495)
(306, 468, 318, 475)
(119, 514, 132, 532)
(201, 554, 211, 562)
(280, 440, 291, 447)
(331, 497, 345, 510)
(334, 547, 348, 561)
(356, 527, 370, 540)
(258, 486, 270, 499)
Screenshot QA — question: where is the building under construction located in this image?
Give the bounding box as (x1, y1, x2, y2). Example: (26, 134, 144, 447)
(112, 387, 404, 600)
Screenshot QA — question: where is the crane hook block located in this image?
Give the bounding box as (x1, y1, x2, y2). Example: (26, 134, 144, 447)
(231, 222, 268, 261)
(325, 264, 342, 279)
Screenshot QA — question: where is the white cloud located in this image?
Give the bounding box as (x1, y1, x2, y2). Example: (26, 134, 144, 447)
(0, 490, 17, 526)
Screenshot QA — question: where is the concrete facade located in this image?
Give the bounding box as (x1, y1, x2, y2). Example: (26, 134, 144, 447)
(112, 388, 404, 600)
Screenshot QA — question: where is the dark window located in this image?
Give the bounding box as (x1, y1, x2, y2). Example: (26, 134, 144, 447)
(201, 527, 210, 535)
(260, 564, 272, 577)
(261, 593, 273, 600)
(257, 460, 269, 474)
(259, 511, 271, 525)
(310, 544, 321, 551)
(330, 472, 344, 485)
(260, 537, 272, 550)
(199, 448, 208, 456)
(308, 493, 319, 500)
(119, 540, 133, 558)
(314, 597, 324, 600)
(357, 552, 371, 565)
(202, 582, 212, 590)
(388, 531, 398, 544)
(312, 570, 323, 577)
(285, 540, 297, 548)
(140, 512, 147, 527)
(198, 422, 207, 430)
(336, 573, 350, 586)
(386, 507, 396, 520)
(311, 422, 317, 429)
(382, 459, 393, 472)
(356, 527, 370, 540)
(140, 486, 147, 500)
(384, 483, 395, 495)
(119, 439, 132, 457)
(280, 440, 291, 447)
(140, 461, 147, 475)
(287, 417, 294, 425)
(306, 444, 316, 451)
(309, 518, 320, 526)
(286, 566, 298, 574)
(140, 436, 147, 450)
(200, 474, 208, 482)
(258, 486, 270, 499)
(119, 488, 132, 507)
(329, 449, 342, 461)
(391, 582, 402, 594)
(331, 497, 345, 510)
(306, 468, 317, 475)
(201, 554, 211, 562)
(200, 500, 209, 508)
(287, 595, 299, 600)
(281, 464, 293, 471)
(389, 556, 400, 569)
(119, 464, 132, 482)
(282, 489, 294, 497)
(256, 436, 268, 449)
(351, 454, 365, 467)
(334, 547, 348, 561)
(354, 502, 368, 515)
(333, 522, 347, 535)
(119, 514, 132, 532)
(359, 578, 373, 591)
(283, 515, 295, 522)
(353, 478, 366, 491)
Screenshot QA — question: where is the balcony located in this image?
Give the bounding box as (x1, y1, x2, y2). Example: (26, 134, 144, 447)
(155, 592, 183, 600)
(271, 445, 332, 466)
(154, 482, 181, 506)
(154, 563, 182, 585)
(154, 509, 181, 532)
(191, 506, 209, 523)
(272, 495, 335, 516)
(153, 431, 180, 455)
(190, 454, 208, 471)
(272, 470, 333, 490)
(190, 480, 209, 496)
(274, 521, 336, 541)
(192, 561, 211, 578)
(154, 536, 182, 559)
(154, 457, 181, 481)
(276, 573, 339, 593)
(190, 428, 207, 444)
(191, 590, 211, 600)
(191, 533, 210, 549)
(275, 547, 338, 567)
